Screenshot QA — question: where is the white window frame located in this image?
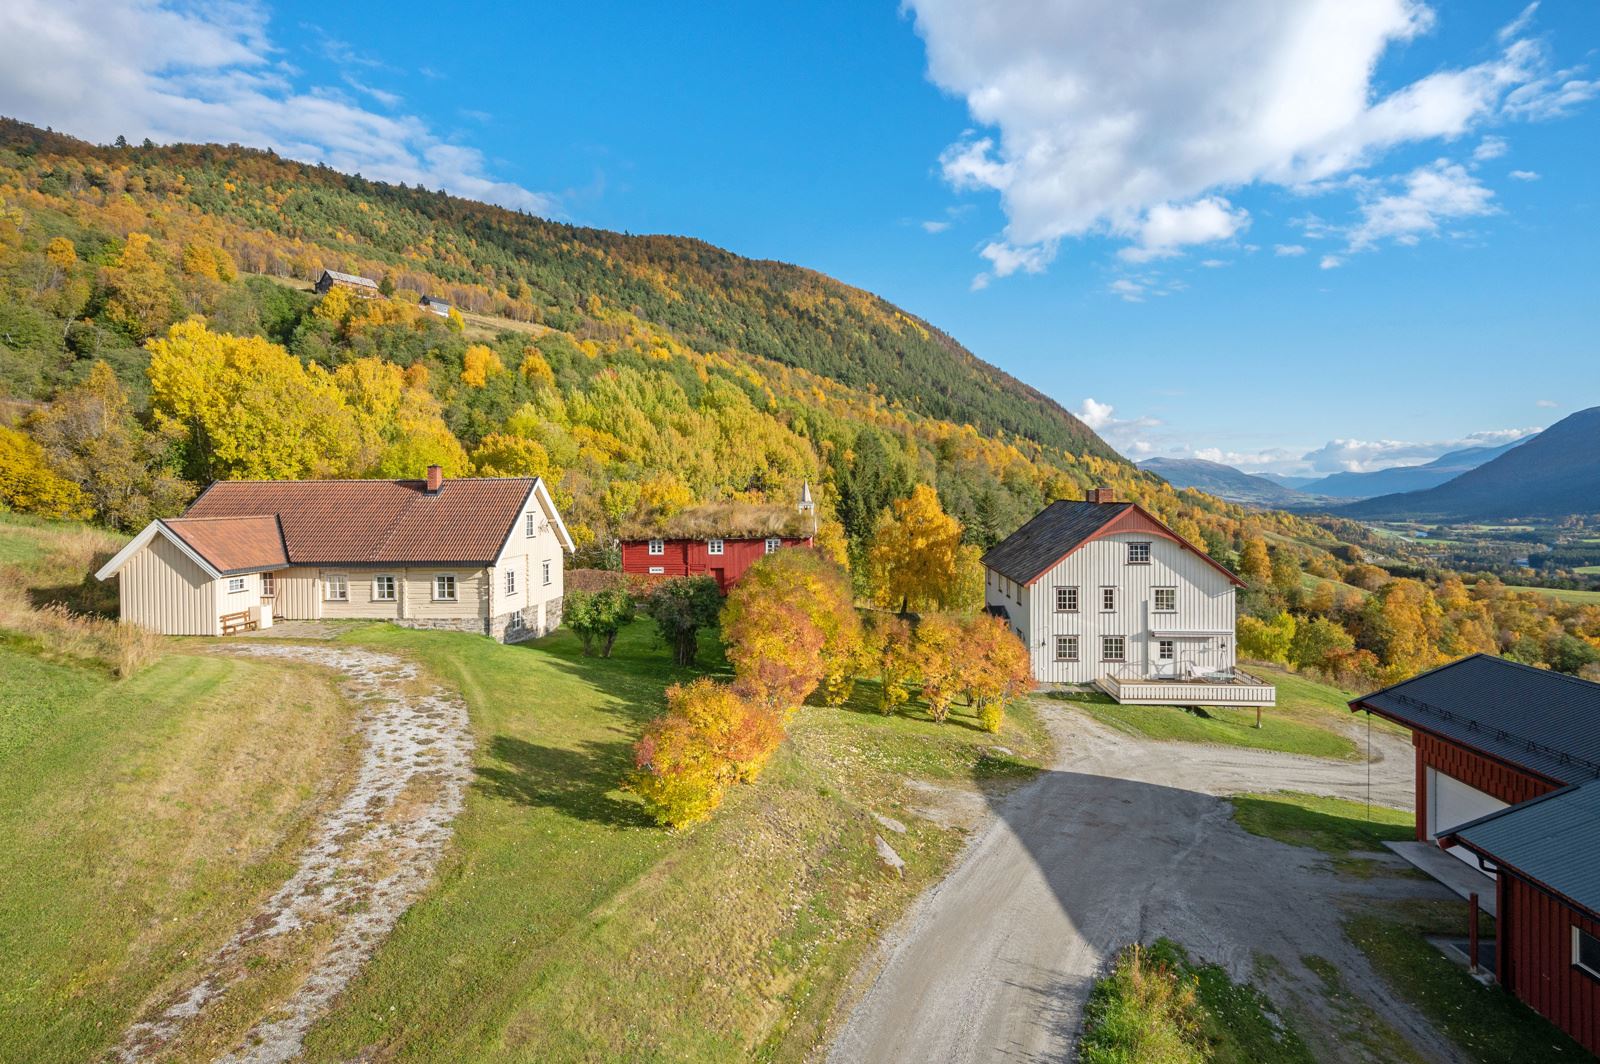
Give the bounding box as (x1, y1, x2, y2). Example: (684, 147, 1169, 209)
(525, 511, 539, 538)
(1101, 586, 1117, 612)
(372, 574, 397, 601)
(1102, 635, 1126, 662)
(1153, 587, 1177, 612)
(226, 576, 247, 594)
(433, 573, 457, 602)
(647, 538, 664, 556)
(1158, 639, 1176, 661)
(1576, 926, 1600, 979)
(1055, 585, 1079, 612)
(542, 559, 552, 586)
(707, 538, 725, 556)
(648, 566, 665, 575)
(765, 537, 782, 554)
(505, 568, 518, 596)
(1055, 635, 1079, 662)
(323, 573, 349, 602)
(1128, 541, 1152, 565)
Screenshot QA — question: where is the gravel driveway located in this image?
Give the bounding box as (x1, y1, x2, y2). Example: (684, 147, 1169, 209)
(828, 702, 1464, 1064)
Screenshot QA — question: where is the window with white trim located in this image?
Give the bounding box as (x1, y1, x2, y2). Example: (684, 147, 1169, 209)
(525, 511, 539, 538)
(707, 538, 725, 556)
(648, 538, 664, 556)
(1153, 587, 1177, 612)
(1055, 635, 1079, 661)
(226, 576, 247, 594)
(765, 537, 782, 554)
(1158, 639, 1176, 661)
(648, 566, 665, 575)
(1128, 541, 1152, 564)
(323, 573, 348, 601)
(1102, 635, 1126, 661)
(433, 573, 457, 601)
(1101, 586, 1117, 612)
(373, 574, 396, 601)
(1055, 585, 1079, 612)
(542, 559, 552, 586)
(505, 568, 517, 596)
(1576, 926, 1600, 979)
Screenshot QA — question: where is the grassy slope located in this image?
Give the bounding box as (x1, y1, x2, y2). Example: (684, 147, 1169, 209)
(1049, 665, 1367, 760)
(301, 620, 1049, 1062)
(0, 648, 358, 1064)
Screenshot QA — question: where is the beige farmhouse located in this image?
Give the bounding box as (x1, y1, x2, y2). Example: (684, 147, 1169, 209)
(96, 466, 573, 641)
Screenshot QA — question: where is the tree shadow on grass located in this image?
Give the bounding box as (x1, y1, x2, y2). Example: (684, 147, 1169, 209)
(474, 734, 655, 828)
(827, 675, 990, 732)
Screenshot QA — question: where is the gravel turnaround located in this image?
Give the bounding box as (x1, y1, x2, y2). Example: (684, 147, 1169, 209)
(828, 705, 1465, 1064)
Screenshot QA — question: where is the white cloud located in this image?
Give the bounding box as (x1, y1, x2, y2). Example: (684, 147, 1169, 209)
(1345, 160, 1496, 250)
(1319, 255, 1343, 269)
(0, 0, 553, 214)
(1116, 196, 1249, 262)
(1510, 169, 1540, 181)
(1472, 135, 1508, 161)
(1274, 244, 1307, 256)
(1199, 259, 1228, 268)
(1192, 447, 1301, 469)
(1074, 398, 1162, 447)
(908, 1, 1591, 274)
(980, 240, 1053, 277)
(1536, 399, 1559, 408)
(1107, 279, 1146, 302)
(1299, 428, 1538, 473)
(921, 219, 952, 233)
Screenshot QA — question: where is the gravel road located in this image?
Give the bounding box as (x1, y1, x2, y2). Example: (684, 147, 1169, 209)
(828, 703, 1465, 1064)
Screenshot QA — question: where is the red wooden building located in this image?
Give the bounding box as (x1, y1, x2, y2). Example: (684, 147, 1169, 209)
(1352, 655, 1600, 1055)
(619, 487, 816, 592)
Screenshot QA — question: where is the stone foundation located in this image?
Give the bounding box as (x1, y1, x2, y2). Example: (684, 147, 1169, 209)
(390, 596, 564, 644)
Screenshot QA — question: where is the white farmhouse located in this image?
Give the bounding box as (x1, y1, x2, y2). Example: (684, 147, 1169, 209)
(982, 488, 1274, 707)
(96, 466, 573, 642)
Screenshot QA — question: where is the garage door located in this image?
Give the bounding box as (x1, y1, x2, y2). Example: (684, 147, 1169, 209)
(1427, 768, 1506, 874)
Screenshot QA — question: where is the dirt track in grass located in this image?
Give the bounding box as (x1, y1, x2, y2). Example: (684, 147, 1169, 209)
(111, 644, 473, 1064)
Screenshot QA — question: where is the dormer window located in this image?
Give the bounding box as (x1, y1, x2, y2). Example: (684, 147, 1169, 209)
(707, 538, 725, 556)
(648, 539, 664, 556)
(1128, 541, 1152, 565)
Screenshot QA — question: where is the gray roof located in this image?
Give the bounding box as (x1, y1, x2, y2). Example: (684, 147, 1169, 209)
(1448, 783, 1600, 916)
(981, 500, 1128, 584)
(1354, 654, 1600, 785)
(322, 269, 378, 289)
(420, 295, 450, 307)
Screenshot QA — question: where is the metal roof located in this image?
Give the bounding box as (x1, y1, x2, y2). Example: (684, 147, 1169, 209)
(322, 269, 378, 289)
(1447, 783, 1600, 917)
(980, 500, 1129, 585)
(1353, 654, 1600, 785)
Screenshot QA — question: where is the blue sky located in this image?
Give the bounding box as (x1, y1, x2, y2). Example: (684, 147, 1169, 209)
(1, 1, 1596, 474)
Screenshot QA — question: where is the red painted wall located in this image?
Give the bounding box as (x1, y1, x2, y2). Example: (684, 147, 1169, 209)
(1410, 731, 1559, 841)
(1498, 872, 1600, 1055)
(620, 537, 811, 591)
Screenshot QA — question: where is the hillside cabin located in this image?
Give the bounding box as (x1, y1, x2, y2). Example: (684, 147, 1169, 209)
(97, 466, 573, 642)
(419, 295, 451, 317)
(982, 488, 1273, 706)
(619, 484, 816, 592)
(314, 269, 380, 297)
(1352, 656, 1600, 1055)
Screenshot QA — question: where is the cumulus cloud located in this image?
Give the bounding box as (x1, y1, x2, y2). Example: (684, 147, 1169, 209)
(1274, 244, 1308, 256)
(1344, 160, 1497, 250)
(1319, 255, 1343, 269)
(1299, 428, 1538, 473)
(1472, 135, 1508, 161)
(1192, 447, 1301, 469)
(0, 0, 553, 213)
(1107, 279, 1146, 302)
(1510, 169, 1540, 180)
(1074, 398, 1162, 446)
(906, 1, 1591, 274)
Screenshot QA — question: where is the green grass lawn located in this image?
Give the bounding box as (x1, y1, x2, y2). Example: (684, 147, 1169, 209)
(0, 646, 358, 1064)
(1527, 585, 1600, 604)
(1230, 791, 1410, 852)
(1050, 665, 1369, 760)
(1346, 901, 1594, 1063)
(287, 619, 1048, 1063)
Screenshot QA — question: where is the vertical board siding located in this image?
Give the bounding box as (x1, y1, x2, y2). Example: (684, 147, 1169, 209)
(621, 537, 808, 590)
(275, 567, 322, 619)
(1502, 873, 1600, 1055)
(119, 534, 219, 635)
(492, 508, 565, 617)
(1412, 731, 1557, 837)
(987, 531, 1236, 684)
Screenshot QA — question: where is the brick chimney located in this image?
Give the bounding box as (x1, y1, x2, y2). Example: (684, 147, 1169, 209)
(425, 464, 443, 494)
(1085, 486, 1117, 504)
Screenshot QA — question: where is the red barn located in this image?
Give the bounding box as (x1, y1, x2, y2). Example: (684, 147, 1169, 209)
(1352, 655, 1600, 1055)
(619, 488, 817, 592)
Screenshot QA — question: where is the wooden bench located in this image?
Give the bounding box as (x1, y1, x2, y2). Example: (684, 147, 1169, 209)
(220, 610, 257, 635)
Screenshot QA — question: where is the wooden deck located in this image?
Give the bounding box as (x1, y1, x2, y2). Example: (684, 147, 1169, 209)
(1097, 670, 1277, 707)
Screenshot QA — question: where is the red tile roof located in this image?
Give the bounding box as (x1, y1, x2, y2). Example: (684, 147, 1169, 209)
(183, 478, 538, 565)
(162, 515, 289, 573)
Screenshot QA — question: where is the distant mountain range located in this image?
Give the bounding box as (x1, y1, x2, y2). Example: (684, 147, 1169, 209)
(1337, 407, 1600, 520)
(1295, 440, 1526, 499)
(1136, 458, 1319, 507)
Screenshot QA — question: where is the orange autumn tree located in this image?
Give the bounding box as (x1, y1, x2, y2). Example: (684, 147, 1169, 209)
(865, 613, 917, 715)
(721, 549, 861, 714)
(628, 678, 783, 829)
(912, 613, 964, 723)
(957, 614, 1033, 733)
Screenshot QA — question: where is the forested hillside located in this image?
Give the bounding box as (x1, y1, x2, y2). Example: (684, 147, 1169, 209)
(2, 117, 1596, 682)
